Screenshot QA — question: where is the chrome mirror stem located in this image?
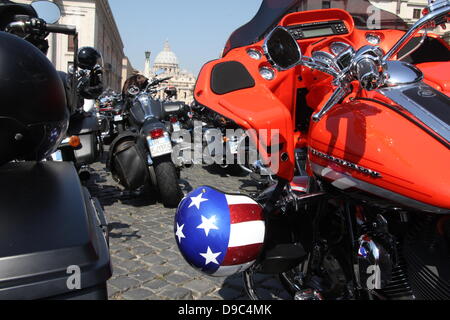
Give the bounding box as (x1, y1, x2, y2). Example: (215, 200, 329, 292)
(384, 1, 450, 62)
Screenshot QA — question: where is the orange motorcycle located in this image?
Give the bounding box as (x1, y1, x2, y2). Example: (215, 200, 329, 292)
(176, 0, 450, 300)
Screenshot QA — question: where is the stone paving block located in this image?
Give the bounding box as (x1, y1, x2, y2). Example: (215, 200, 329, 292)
(122, 288, 154, 300)
(108, 276, 140, 292)
(114, 250, 136, 260)
(132, 246, 155, 256)
(129, 269, 157, 283)
(148, 264, 175, 277)
(183, 279, 216, 296)
(115, 259, 145, 272)
(140, 254, 166, 265)
(143, 279, 170, 291)
(159, 285, 193, 300)
(165, 272, 191, 286)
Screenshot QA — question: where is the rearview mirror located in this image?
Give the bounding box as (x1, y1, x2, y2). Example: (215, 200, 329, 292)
(31, 0, 61, 24)
(263, 27, 302, 71)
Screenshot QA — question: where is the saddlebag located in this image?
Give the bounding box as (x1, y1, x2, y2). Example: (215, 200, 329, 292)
(109, 134, 149, 190)
(0, 161, 112, 300)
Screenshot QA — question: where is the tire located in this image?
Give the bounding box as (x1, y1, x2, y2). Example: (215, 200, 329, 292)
(117, 122, 125, 134)
(154, 156, 183, 208)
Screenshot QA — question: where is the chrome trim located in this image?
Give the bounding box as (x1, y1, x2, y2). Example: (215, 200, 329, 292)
(384, 1, 450, 61)
(383, 61, 424, 87)
(397, 31, 427, 61)
(378, 82, 450, 144)
(311, 163, 450, 214)
(330, 41, 352, 56)
(263, 26, 302, 71)
(311, 148, 382, 178)
(312, 84, 351, 122)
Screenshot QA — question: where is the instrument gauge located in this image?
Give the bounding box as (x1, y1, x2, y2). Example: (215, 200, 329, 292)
(247, 48, 262, 60)
(259, 66, 275, 80)
(330, 42, 352, 56)
(366, 33, 381, 45)
(312, 51, 336, 68)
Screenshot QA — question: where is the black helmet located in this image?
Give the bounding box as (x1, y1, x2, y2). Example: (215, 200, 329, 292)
(77, 46, 103, 70)
(0, 31, 68, 166)
(164, 86, 177, 99)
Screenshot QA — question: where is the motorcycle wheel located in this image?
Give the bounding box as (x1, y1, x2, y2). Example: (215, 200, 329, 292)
(154, 156, 183, 208)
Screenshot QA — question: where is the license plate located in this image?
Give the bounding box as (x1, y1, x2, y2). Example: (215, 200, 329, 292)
(51, 150, 63, 161)
(172, 122, 181, 132)
(147, 136, 172, 158)
(229, 141, 239, 154)
(114, 115, 123, 121)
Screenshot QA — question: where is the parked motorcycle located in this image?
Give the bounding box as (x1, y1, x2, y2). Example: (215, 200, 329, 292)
(53, 45, 105, 180)
(97, 90, 127, 142)
(0, 0, 111, 299)
(175, 0, 450, 300)
(107, 76, 187, 208)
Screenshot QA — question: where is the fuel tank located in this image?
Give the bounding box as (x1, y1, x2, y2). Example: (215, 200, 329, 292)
(308, 85, 450, 214)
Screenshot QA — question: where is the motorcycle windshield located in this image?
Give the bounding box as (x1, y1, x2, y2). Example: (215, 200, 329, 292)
(223, 0, 408, 56)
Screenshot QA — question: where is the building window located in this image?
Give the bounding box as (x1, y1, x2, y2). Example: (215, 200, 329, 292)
(322, 1, 331, 9)
(413, 8, 422, 20)
(68, 35, 75, 52)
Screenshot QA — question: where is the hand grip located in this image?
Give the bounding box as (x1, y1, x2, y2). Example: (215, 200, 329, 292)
(45, 24, 77, 35)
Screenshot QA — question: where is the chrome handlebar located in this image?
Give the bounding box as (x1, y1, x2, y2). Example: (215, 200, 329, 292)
(384, 0, 450, 61)
(310, 1, 449, 122)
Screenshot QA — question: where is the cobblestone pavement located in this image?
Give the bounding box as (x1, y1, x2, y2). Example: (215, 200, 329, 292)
(86, 159, 291, 300)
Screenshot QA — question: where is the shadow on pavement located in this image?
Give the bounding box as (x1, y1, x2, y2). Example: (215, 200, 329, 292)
(108, 222, 142, 241)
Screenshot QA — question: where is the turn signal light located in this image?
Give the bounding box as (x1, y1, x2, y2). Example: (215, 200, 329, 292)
(150, 129, 164, 139)
(68, 136, 81, 148)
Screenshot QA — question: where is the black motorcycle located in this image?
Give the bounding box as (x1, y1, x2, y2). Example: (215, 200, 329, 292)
(52, 44, 105, 180)
(108, 77, 189, 208)
(0, 0, 111, 299)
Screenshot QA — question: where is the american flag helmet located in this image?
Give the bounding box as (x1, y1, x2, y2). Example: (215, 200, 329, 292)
(174, 186, 265, 277)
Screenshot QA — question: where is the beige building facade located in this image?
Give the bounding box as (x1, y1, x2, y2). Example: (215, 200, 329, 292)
(16, 0, 136, 91)
(143, 41, 196, 105)
(371, 0, 450, 41)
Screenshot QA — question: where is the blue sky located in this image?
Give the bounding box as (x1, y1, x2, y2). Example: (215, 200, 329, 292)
(109, 0, 262, 75)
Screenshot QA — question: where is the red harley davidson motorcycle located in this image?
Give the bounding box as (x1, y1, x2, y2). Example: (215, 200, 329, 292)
(182, 0, 450, 300)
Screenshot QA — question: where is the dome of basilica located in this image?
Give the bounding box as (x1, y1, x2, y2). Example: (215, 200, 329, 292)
(154, 41, 178, 66)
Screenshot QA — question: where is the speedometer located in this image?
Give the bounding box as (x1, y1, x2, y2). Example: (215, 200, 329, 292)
(312, 51, 335, 68)
(330, 42, 352, 56)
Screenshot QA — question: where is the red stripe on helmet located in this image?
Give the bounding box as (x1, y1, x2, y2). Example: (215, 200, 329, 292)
(222, 243, 263, 266)
(229, 204, 264, 224)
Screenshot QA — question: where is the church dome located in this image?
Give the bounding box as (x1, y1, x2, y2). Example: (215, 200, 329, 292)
(154, 41, 178, 66)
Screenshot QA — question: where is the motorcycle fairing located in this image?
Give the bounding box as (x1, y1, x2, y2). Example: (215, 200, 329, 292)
(418, 61, 450, 96)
